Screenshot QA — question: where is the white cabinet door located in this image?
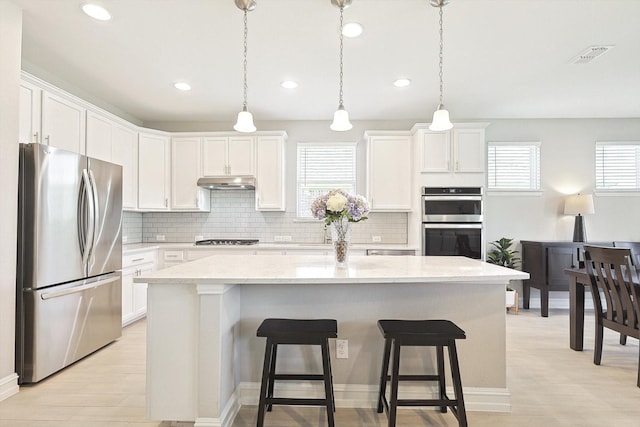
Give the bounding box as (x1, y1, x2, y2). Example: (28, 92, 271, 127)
(256, 135, 285, 211)
(138, 132, 170, 210)
(228, 136, 255, 175)
(86, 111, 113, 162)
(41, 91, 85, 154)
(202, 136, 255, 176)
(133, 265, 152, 318)
(202, 137, 228, 176)
(172, 137, 210, 211)
(112, 125, 138, 210)
(453, 128, 485, 173)
(366, 134, 412, 211)
(121, 268, 135, 325)
(420, 131, 451, 172)
(19, 81, 41, 144)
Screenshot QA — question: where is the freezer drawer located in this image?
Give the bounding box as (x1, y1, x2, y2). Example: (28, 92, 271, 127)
(18, 273, 122, 383)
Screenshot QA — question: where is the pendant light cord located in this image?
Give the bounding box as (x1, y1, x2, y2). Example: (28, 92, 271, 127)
(338, 6, 345, 107)
(437, 5, 444, 106)
(242, 9, 249, 110)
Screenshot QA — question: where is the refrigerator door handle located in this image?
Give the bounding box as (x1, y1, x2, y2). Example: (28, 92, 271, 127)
(40, 275, 120, 300)
(80, 169, 95, 268)
(88, 169, 100, 257)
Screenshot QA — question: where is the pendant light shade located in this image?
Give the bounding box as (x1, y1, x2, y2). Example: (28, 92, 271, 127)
(330, 105, 353, 131)
(330, 0, 353, 132)
(428, 0, 453, 132)
(234, 107, 256, 133)
(429, 104, 453, 131)
(233, 0, 257, 133)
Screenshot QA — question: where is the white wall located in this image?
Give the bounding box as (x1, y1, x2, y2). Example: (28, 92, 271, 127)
(0, 0, 21, 401)
(484, 119, 640, 245)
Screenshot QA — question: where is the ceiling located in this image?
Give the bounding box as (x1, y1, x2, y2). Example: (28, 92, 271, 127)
(12, 0, 640, 125)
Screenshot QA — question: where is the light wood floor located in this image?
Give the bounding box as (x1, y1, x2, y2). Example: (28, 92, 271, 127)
(0, 308, 638, 427)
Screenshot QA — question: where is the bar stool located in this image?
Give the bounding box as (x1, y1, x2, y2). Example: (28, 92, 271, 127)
(256, 318, 338, 427)
(376, 319, 468, 427)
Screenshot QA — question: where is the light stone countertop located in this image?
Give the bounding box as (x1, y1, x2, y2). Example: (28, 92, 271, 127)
(136, 254, 528, 285)
(123, 242, 419, 254)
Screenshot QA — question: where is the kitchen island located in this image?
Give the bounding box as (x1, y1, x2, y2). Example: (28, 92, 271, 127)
(136, 254, 528, 427)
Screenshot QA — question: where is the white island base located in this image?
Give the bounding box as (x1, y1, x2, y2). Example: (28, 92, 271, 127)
(138, 255, 528, 427)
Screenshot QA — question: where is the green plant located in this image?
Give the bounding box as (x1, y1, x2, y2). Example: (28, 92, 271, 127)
(487, 238, 520, 270)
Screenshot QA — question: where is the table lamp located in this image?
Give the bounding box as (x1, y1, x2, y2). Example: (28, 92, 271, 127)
(564, 194, 595, 242)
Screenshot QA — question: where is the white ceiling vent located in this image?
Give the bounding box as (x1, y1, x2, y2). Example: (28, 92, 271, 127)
(571, 45, 615, 64)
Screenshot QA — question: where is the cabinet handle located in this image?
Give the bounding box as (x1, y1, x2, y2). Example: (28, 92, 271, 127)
(165, 198, 168, 208)
(132, 258, 144, 262)
(456, 160, 459, 171)
(196, 197, 199, 208)
(45, 135, 50, 144)
(33, 131, 39, 143)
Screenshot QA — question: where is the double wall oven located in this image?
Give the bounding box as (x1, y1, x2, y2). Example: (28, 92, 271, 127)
(422, 187, 485, 259)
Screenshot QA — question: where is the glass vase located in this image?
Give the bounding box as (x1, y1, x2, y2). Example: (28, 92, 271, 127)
(330, 218, 352, 267)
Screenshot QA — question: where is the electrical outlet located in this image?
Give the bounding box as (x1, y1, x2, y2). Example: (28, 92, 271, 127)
(195, 235, 204, 241)
(372, 235, 382, 242)
(336, 339, 348, 359)
(282, 235, 292, 241)
(122, 235, 128, 243)
(156, 235, 165, 241)
(274, 235, 283, 242)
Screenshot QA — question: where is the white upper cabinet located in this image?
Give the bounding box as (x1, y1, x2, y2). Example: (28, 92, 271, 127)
(255, 134, 287, 211)
(417, 124, 488, 174)
(138, 132, 170, 210)
(111, 124, 138, 210)
(202, 136, 255, 176)
(365, 132, 412, 211)
(41, 90, 86, 154)
(19, 81, 41, 144)
(171, 137, 210, 211)
(86, 110, 114, 162)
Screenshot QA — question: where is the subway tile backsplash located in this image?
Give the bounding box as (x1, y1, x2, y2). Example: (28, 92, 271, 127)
(122, 190, 407, 245)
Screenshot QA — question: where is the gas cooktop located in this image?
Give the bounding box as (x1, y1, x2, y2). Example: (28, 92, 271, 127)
(194, 239, 259, 246)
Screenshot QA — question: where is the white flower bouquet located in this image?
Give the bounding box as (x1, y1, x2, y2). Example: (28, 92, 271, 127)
(310, 189, 370, 227)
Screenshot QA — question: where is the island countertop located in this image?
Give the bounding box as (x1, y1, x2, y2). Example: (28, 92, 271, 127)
(137, 254, 528, 285)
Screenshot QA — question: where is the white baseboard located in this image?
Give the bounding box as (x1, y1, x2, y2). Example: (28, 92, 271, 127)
(0, 373, 19, 402)
(192, 391, 240, 427)
(238, 381, 511, 413)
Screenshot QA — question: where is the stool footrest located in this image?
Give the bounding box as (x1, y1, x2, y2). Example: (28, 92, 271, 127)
(385, 374, 441, 382)
(265, 397, 330, 406)
(396, 398, 458, 407)
(273, 374, 325, 381)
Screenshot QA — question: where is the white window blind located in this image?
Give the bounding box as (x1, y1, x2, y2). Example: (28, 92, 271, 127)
(595, 142, 640, 191)
(487, 143, 540, 190)
(297, 143, 356, 218)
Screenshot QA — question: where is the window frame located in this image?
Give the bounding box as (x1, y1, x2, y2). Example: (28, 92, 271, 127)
(486, 141, 542, 193)
(296, 141, 358, 219)
(595, 141, 640, 193)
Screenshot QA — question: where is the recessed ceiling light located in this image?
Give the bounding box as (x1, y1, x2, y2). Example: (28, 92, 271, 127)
(342, 22, 363, 38)
(281, 80, 298, 89)
(174, 82, 192, 91)
(393, 79, 411, 88)
(81, 4, 111, 21)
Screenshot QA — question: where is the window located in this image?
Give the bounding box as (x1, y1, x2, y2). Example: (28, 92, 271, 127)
(595, 142, 640, 191)
(487, 142, 541, 191)
(297, 142, 356, 218)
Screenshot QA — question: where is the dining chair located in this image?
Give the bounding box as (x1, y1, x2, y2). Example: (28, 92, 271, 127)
(584, 245, 640, 387)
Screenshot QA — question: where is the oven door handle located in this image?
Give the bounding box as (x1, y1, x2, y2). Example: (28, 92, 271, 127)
(422, 196, 482, 201)
(423, 223, 483, 229)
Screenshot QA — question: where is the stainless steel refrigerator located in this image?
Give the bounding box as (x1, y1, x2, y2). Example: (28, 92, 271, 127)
(16, 143, 123, 384)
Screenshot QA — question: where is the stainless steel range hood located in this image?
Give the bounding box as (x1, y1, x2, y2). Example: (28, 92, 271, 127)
(197, 176, 256, 190)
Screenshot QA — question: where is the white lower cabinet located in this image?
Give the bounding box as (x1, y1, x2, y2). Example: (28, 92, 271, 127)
(121, 250, 157, 326)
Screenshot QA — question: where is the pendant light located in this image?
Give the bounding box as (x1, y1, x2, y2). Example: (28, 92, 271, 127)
(330, 0, 353, 132)
(429, 0, 453, 131)
(233, 0, 257, 133)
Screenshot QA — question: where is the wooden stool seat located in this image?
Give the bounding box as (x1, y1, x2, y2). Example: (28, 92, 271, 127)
(377, 319, 468, 427)
(256, 318, 337, 427)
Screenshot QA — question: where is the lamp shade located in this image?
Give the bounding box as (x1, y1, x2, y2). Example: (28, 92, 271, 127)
(330, 106, 353, 131)
(564, 194, 595, 215)
(233, 109, 256, 133)
(429, 106, 453, 131)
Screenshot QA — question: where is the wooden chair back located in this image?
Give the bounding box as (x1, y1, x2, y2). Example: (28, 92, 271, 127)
(584, 245, 640, 337)
(612, 241, 640, 268)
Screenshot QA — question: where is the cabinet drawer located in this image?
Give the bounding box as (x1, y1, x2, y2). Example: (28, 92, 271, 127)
(123, 250, 157, 268)
(163, 250, 185, 262)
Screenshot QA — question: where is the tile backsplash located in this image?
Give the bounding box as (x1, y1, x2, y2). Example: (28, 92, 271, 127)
(122, 190, 407, 245)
